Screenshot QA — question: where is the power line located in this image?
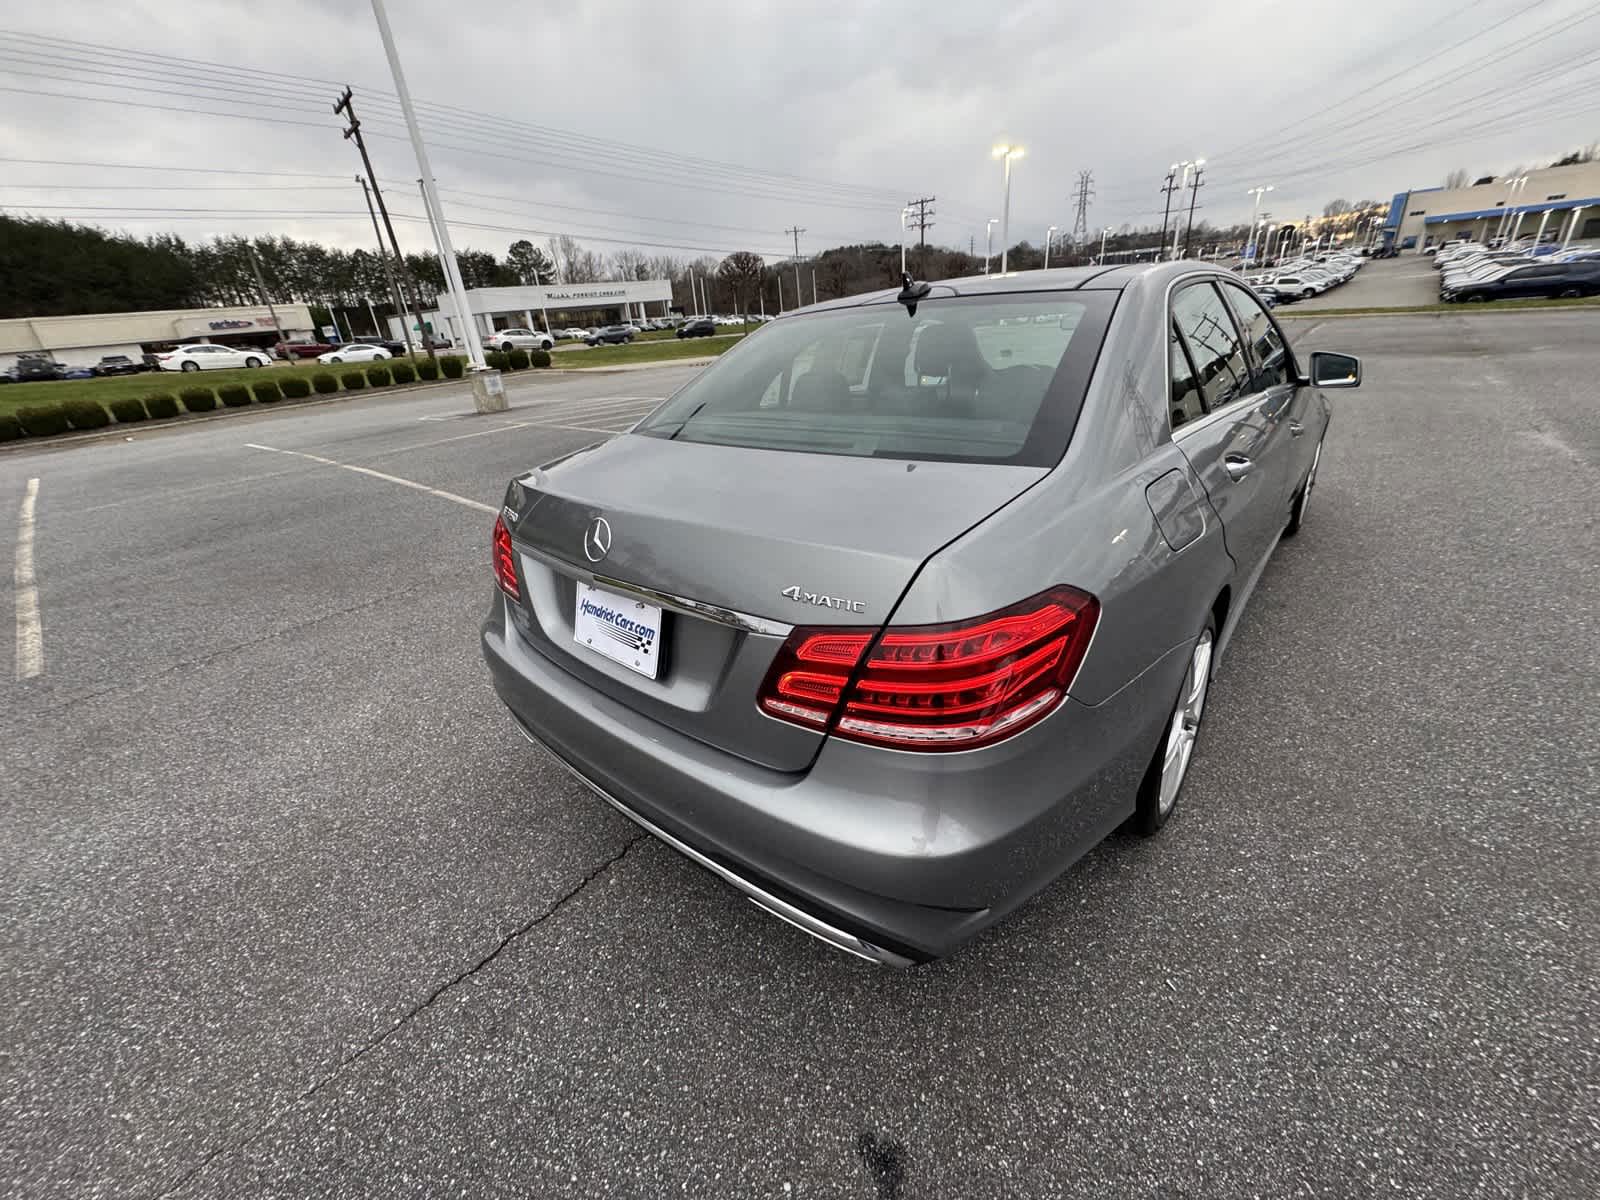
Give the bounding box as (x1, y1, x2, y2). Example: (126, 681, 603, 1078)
(905, 197, 935, 274)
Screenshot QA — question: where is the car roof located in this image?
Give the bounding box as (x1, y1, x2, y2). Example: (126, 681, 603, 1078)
(782, 261, 1235, 317)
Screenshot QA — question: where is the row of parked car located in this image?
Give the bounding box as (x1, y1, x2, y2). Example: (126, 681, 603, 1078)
(1241, 249, 1365, 303)
(1429, 240, 1600, 302)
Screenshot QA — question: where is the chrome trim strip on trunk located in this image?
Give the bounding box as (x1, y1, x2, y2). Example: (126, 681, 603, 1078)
(509, 718, 915, 968)
(515, 541, 793, 637)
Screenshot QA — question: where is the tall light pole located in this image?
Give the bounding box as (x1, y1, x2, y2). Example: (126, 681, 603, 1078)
(1098, 226, 1110, 264)
(984, 217, 998, 275)
(992, 143, 1025, 274)
(1043, 224, 1059, 269)
(1246, 184, 1273, 264)
(367, 0, 488, 387)
(1495, 175, 1528, 244)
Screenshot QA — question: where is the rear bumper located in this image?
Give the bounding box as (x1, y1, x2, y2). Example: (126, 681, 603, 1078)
(482, 595, 1187, 962)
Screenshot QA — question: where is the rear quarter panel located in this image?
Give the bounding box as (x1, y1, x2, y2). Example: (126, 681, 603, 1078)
(888, 274, 1233, 705)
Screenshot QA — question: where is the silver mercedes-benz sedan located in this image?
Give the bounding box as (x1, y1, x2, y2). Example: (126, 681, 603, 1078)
(482, 262, 1361, 965)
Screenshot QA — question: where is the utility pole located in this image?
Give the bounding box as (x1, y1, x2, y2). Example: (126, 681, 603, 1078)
(335, 88, 429, 358)
(1070, 170, 1094, 247)
(358, 175, 411, 349)
(366, 0, 492, 394)
(786, 226, 805, 308)
(1181, 162, 1206, 260)
(244, 243, 291, 357)
(1158, 166, 1181, 262)
(905, 196, 935, 275)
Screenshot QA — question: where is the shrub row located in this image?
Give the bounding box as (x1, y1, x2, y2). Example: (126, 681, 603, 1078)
(3, 356, 472, 443)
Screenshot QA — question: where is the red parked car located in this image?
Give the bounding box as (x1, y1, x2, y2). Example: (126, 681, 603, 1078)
(274, 340, 336, 360)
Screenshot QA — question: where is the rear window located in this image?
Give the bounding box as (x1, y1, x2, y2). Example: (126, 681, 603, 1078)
(636, 293, 1115, 466)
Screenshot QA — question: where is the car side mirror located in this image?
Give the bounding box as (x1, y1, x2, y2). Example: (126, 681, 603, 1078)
(1308, 350, 1361, 388)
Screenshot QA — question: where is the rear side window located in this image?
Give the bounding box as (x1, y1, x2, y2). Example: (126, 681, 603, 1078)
(637, 293, 1116, 466)
(1221, 283, 1291, 390)
(1171, 283, 1249, 410)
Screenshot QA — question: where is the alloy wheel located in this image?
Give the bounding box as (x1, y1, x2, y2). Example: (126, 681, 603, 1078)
(1158, 630, 1213, 815)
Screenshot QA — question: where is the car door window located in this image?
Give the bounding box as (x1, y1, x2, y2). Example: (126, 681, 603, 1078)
(1221, 283, 1292, 390)
(1171, 282, 1249, 410)
(1168, 320, 1206, 429)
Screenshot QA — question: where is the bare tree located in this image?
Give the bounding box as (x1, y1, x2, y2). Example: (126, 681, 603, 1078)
(1444, 169, 1471, 189)
(1321, 198, 1352, 218)
(611, 248, 651, 280)
(717, 251, 765, 313)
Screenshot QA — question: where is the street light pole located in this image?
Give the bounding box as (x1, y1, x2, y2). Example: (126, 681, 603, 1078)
(1099, 226, 1110, 264)
(992, 143, 1025, 274)
(1180, 159, 1206, 260)
(368, 0, 486, 378)
(984, 217, 998, 275)
(900, 206, 912, 276)
(1044, 224, 1058, 269)
(1246, 184, 1273, 264)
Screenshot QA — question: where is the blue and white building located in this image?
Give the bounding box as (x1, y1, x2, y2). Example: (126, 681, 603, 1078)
(1380, 160, 1600, 253)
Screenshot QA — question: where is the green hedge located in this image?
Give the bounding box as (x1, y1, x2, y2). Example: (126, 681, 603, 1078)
(417, 358, 440, 381)
(340, 370, 366, 390)
(218, 384, 252, 408)
(366, 364, 391, 387)
(62, 398, 112, 430)
(0, 413, 21, 442)
(145, 393, 180, 419)
(280, 376, 312, 399)
(17, 405, 68, 437)
(530, 349, 552, 368)
(312, 372, 338, 395)
(253, 380, 283, 404)
(440, 356, 465, 379)
(507, 348, 529, 370)
(181, 386, 217, 413)
(485, 350, 510, 371)
(109, 396, 149, 423)
(390, 360, 416, 384)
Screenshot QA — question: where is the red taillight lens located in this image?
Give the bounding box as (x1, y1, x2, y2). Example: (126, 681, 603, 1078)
(757, 586, 1099, 751)
(492, 514, 520, 598)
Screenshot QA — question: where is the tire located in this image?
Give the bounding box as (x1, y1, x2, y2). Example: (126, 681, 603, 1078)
(500, 343, 515, 354)
(328, 357, 342, 365)
(1130, 616, 1216, 836)
(181, 360, 199, 372)
(1464, 293, 1487, 303)
(1302, 289, 1315, 299)
(245, 357, 263, 368)
(1284, 437, 1322, 538)
(1557, 287, 1583, 299)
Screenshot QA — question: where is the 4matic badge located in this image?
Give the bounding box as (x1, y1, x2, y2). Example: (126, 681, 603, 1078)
(780, 585, 865, 613)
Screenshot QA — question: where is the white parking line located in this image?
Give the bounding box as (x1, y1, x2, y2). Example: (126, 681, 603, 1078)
(243, 444, 496, 515)
(14, 477, 43, 680)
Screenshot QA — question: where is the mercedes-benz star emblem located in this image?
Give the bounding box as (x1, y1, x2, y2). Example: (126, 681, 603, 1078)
(583, 516, 612, 563)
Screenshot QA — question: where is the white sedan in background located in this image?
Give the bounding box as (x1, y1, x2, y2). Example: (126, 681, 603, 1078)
(316, 343, 391, 364)
(156, 343, 271, 372)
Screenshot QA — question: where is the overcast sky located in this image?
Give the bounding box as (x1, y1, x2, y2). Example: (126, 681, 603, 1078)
(1, 0, 1597, 265)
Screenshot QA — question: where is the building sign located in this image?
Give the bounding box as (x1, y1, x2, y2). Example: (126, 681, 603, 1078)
(209, 318, 258, 330)
(176, 313, 280, 336)
(543, 287, 627, 303)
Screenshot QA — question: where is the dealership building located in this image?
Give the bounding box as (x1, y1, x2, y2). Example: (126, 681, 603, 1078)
(1381, 160, 1600, 252)
(386, 279, 674, 344)
(0, 302, 317, 373)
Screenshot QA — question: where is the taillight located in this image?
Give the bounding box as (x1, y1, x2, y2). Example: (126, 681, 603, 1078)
(757, 586, 1099, 751)
(492, 514, 520, 598)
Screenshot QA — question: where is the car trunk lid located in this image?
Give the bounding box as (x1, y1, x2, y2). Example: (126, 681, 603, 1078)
(500, 436, 1046, 771)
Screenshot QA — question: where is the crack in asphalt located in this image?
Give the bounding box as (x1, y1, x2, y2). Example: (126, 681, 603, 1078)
(149, 833, 646, 1200)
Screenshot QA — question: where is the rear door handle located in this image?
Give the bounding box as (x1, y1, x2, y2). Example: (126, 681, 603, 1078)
(1289, 419, 1305, 437)
(1223, 455, 1254, 482)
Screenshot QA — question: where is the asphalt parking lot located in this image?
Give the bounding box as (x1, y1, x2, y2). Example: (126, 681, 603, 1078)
(3, 312, 1597, 1199)
(1287, 255, 1442, 309)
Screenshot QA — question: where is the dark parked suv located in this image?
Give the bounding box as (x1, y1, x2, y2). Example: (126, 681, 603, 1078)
(585, 325, 635, 346)
(1447, 261, 1600, 302)
(676, 318, 718, 338)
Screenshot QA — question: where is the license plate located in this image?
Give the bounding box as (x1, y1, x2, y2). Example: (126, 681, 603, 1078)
(573, 582, 663, 679)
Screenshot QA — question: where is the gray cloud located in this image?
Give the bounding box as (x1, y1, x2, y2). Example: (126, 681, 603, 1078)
(2, 0, 1597, 263)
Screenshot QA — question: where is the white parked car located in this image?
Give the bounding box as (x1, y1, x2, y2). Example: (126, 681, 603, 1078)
(317, 343, 391, 364)
(559, 328, 588, 340)
(156, 343, 271, 372)
(1260, 273, 1331, 300)
(483, 327, 555, 353)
